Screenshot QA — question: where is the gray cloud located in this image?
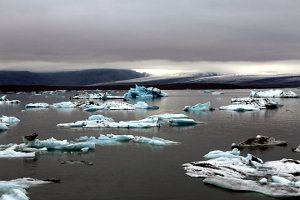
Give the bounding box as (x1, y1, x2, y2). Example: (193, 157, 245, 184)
(0, 0, 299, 72)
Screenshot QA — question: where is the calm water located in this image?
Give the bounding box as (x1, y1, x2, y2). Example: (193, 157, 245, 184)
(0, 89, 299, 200)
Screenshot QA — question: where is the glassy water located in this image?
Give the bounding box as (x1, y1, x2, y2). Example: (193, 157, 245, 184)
(0, 89, 299, 200)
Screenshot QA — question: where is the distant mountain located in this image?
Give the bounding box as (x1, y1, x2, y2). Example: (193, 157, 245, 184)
(0, 69, 145, 86)
(95, 73, 300, 88)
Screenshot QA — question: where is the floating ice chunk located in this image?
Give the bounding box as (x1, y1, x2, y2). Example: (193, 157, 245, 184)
(123, 85, 168, 99)
(292, 145, 300, 152)
(183, 102, 211, 112)
(26, 137, 95, 151)
(203, 176, 300, 197)
(204, 148, 240, 159)
(211, 91, 224, 95)
(83, 105, 104, 112)
(25, 103, 49, 109)
(219, 103, 260, 111)
(168, 118, 198, 126)
(231, 97, 279, 109)
(250, 89, 299, 98)
(52, 101, 76, 108)
(0, 123, 9, 131)
(134, 101, 159, 109)
(0, 145, 35, 158)
(88, 115, 109, 121)
(149, 113, 188, 120)
(0, 95, 20, 104)
(0, 178, 51, 200)
(231, 135, 287, 149)
(133, 136, 179, 146)
(183, 149, 300, 197)
(0, 115, 20, 125)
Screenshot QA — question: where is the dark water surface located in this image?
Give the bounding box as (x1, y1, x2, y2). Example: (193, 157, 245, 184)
(0, 89, 299, 200)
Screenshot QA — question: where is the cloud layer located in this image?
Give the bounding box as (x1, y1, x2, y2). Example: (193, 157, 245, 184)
(0, 0, 299, 73)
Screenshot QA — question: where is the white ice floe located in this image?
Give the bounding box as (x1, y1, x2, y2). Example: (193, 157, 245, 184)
(182, 149, 300, 197)
(77, 134, 179, 146)
(0, 145, 35, 158)
(123, 85, 168, 99)
(57, 113, 197, 128)
(183, 101, 212, 112)
(83, 101, 136, 112)
(24, 137, 95, 151)
(0, 178, 51, 200)
(0, 115, 20, 125)
(25, 103, 50, 109)
(231, 97, 279, 109)
(250, 89, 299, 98)
(219, 103, 260, 111)
(0, 123, 9, 131)
(292, 145, 300, 152)
(134, 101, 159, 110)
(52, 101, 76, 108)
(0, 95, 20, 104)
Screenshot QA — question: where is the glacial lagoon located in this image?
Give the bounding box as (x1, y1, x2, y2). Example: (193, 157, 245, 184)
(0, 89, 299, 200)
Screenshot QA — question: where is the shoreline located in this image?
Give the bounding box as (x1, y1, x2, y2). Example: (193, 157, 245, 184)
(0, 83, 299, 92)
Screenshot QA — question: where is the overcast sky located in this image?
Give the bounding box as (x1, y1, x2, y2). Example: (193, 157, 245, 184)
(0, 0, 299, 75)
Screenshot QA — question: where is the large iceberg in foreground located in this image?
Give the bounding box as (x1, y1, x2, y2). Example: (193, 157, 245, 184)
(0, 178, 52, 200)
(182, 149, 300, 197)
(250, 89, 299, 98)
(123, 85, 168, 99)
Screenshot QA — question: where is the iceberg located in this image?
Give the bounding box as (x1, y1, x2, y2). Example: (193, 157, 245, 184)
(0, 95, 20, 104)
(24, 137, 95, 151)
(0, 122, 9, 131)
(0, 115, 20, 125)
(123, 85, 168, 99)
(183, 149, 300, 197)
(83, 101, 136, 112)
(250, 89, 299, 98)
(231, 97, 279, 109)
(183, 101, 212, 112)
(231, 135, 287, 149)
(52, 101, 76, 108)
(77, 134, 179, 146)
(0, 178, 52, 200)
(0, 145, 35, 158)
(25, 103, 50, 109)
(219, 103, 260, 111)
(134, 101, 159, 110)
(292, 145, 300, 152)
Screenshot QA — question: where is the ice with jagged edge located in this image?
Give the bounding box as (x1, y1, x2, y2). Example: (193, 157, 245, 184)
(77, 134, 179, 146)
(123, 85, 168, 99)
(0, 145, 35, 158)
(52, 101, 76, 108)
(250, 89, 299, 98)
(231, 97, 279, 109)
(293, 145, 300, 152)
(83, 101, 139, 112)
(25, 103, 50, 109)
(219, 103, 260, 111)
(1, 115, 20, 124)
(182, 149, 300, 197)
(0, 95, 20, 104)
(183, 101, 211, 112)
(57, 113, 197, 128)
(0, 178, 51, 200)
